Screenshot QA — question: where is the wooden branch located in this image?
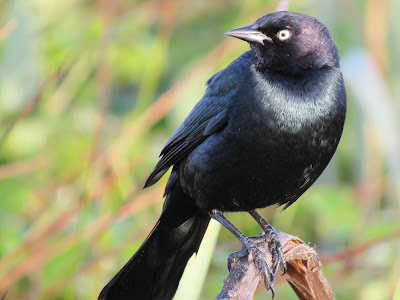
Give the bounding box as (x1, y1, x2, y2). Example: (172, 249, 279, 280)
(216, 232, 335, 300)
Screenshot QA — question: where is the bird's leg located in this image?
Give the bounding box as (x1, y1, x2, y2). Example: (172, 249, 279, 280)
(209, 209, 276, 294)
(249, 210, 287, 279)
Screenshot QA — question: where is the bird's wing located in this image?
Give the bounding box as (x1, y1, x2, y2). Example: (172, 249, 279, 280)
(144, 98, 229, 188)
(144, 52, 251, 188)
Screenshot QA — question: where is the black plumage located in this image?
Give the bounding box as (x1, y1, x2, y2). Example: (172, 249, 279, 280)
(99, 11, 346, 300)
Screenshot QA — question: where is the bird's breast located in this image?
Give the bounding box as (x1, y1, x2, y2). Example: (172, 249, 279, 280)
(179, 66, 346, 212)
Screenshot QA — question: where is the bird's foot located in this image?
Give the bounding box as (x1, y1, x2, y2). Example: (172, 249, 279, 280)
(210, 209, 285, 296)
(248, 210, 287, 276)
(261, 229, 287, 278)
(228, 234, 284, 297)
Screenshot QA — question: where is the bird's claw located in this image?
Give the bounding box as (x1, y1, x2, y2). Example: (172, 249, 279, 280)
(256, 223, 286, 270)
(229, 235, 284, 297)
(261, 230, 287, 278)
(245, 237, 275, 290)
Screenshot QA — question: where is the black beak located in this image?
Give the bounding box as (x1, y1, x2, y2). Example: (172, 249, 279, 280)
(225, 24, 272, 45)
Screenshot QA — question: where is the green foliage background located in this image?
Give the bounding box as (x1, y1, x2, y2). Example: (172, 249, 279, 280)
(0, 0, 399, 299)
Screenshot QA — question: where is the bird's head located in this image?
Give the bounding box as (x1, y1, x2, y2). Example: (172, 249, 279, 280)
(226, 11, 340, 75)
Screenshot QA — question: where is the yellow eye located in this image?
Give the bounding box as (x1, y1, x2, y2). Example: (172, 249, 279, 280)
(277, 29, 292, 41)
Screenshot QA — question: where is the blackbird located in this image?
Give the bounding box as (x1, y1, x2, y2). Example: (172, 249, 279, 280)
(99, 11, 346, 300)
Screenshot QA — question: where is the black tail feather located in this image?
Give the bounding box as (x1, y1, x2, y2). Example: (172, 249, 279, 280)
(99, 186, 210, 300)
